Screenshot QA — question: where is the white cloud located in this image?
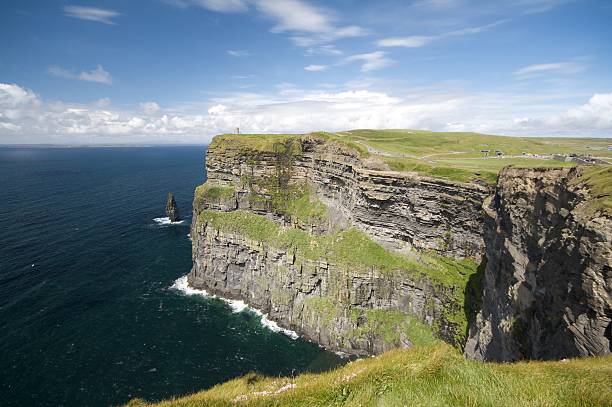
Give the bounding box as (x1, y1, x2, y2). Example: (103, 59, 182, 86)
(227, 50, 251, 57)
(255, 0, 366, 46)
(63, 6, 120, 25)
(304, 45, 343, 56)
(510, 0, 572, 14)
(1, 82, 610, 145)
(378, 20, 506, 48)
(344, 52, 394, 72)
(513, 61, 586, 77)
(197, 0, 249, 12)
(208, 104, 227, 114)
(511, 93, 612, 132)
(48, 65, 113, 85)
(140, 102, 160, 114)
(168, 0, 365, 46)
(253, 0, 331, 33)
(95, 98, 112, 108)
(167, 0, 249, 12)
(0, 83, 39, 107)
(377, 36, 434, 48)
(304, 64, 328, 72)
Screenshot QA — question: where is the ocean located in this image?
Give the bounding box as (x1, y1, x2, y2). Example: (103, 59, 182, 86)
(0, 146, 345, 407)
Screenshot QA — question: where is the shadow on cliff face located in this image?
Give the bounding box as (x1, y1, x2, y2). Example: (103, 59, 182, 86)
(464, 257, 487, 339)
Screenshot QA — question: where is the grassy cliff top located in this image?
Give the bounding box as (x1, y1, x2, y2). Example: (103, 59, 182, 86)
(196, 209, 477, 290)
(571, 166, 612, 216)
(127, 343, 612, 407)
(208, 130, 610, 184)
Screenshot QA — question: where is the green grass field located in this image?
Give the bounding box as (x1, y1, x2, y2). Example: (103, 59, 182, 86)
(212, 129, 611, 185)
(338, 129, 612, 159)
(127, 343, 612, 407)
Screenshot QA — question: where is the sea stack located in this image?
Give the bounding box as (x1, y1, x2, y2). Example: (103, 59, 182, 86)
(166, 192, 180, 222)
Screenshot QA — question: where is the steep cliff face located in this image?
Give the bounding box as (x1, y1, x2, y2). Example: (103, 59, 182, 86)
(189, 223, 459, 355)
(465, 167, 611, 361)
(203, 134, 488, 258)
(188, 134, 488, 355)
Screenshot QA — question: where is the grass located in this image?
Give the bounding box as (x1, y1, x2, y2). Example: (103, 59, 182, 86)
(197, 210, 477, 289)
(193, 183, 236, 212)
(195, 183, 235, 200)
(207, 130, 611, 185)
(340, 129, 612, 158)
(349, 309, 437, 347)
(570, 166, 612, 216)
(126, 343, 612, 407)
(209, 134, 302, 154)
(285, 188, 328, 225)
(383, 156, 499, 184)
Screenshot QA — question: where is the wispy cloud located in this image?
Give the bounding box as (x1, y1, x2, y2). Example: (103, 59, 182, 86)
(167, 0, 366, 46)
(510, 0, 573, 14)
(253, 0, 366, 46)
(304, 45, 343, 56)
(165, 0, 248, 12)
(227, 50, 251, 57)
(378, 20, 507, 48)
(344, 52, 394, 72)
(304, 64, 328, 72)
(63, 6, 120, 25)
(513, 61, 587, 77)
(48, 65, 113, 85)
(378, 36, 434, 48)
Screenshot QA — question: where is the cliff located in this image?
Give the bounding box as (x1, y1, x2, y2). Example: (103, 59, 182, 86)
(202, 134, 488, 258)
(188, 133, 611, 360)
(188, 134, 488, 354)
(465, 166, 612, 361)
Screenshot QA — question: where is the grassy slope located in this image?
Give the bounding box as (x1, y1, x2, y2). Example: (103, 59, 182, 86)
(197, 209, 477, 290)
(570, 166, 612, 216)
(341, 129, 612, 158)
(127, 343, 612, 407)
(339, 129, 610, 184)
(210, 130, 610, 185)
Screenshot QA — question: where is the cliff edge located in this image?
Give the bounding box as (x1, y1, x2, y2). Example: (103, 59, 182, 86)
(188, 133, 489, 355)
(188, 132, 611, 360)
(465, 166, 611, 361)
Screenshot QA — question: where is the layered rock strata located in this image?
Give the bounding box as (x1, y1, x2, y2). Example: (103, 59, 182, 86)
(202, 135, 489, 258)
(465, 167, 611, 361)
(187, 134, 489, 355)
(189, 223, 461, 355)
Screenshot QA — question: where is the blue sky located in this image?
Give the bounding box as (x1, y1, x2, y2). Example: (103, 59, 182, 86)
(1, 0, 611, 144)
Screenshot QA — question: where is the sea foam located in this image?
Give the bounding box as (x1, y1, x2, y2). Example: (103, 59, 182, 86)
(153, 217, 185, 225)
(170, 275, 299, 340)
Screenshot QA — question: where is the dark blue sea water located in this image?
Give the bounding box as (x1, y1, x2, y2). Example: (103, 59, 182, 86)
(0, 147, 344, 407)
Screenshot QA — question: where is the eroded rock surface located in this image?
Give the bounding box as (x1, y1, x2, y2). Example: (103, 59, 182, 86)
(189, 223, 461, 355)
(465, 167, 611, 361)
(166, 192, 180, 222)
(202, 135, 489, 259)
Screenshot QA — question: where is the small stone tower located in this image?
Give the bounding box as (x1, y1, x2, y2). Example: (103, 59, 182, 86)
(166, 192, 180, 222)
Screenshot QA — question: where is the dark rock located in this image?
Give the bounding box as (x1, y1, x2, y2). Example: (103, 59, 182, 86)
(166, 192, 180, 222)
(464, 167, 611, 361)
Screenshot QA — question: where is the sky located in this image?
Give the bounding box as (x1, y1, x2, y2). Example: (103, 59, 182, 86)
(1, 0, 611, 144)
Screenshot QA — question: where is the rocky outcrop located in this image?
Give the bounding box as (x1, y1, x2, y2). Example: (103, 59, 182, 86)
(189, 222, 462, 355)
(465, 167, 611, 361)
(186, 134, 493, 355)
(166, 192, 180, 222)
(202, 135, 489, 259)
